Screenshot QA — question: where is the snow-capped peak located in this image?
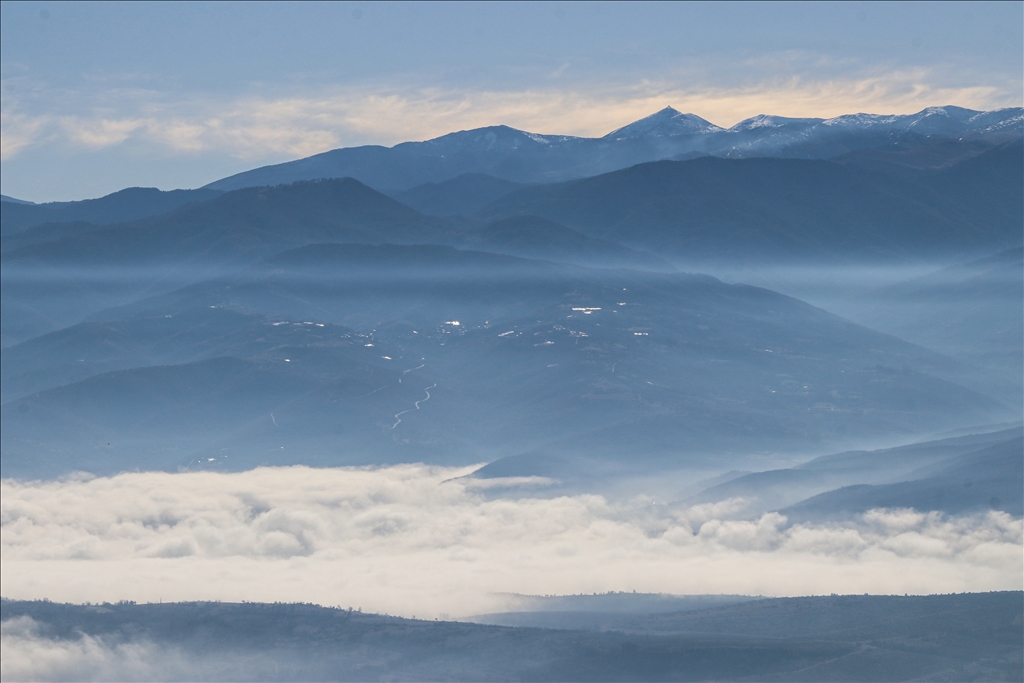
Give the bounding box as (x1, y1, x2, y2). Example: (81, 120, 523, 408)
(728, 114, 822, 132)
(604, 107, 723, 140)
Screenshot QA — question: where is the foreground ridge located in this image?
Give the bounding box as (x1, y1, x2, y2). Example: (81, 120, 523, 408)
(3, 592, 1021, 681)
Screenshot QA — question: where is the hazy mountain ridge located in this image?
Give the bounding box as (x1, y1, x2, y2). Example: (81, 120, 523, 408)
(16, 153, 1019, 351)
(2, 340, 425, 476)
(2, 243, 1012, 479)
(1, 178, 450, 346)
(0, 306, 368, 403)
(836, 246, 1024, 389)
(5, 144, 1020, 271)
(0, 187, 223, 235)
(0, 194, 34, 205)
(782, 435, 1023, 520)
(1, 220, 110, 255)
(2, 179, 452, 267)
(0, 179, 655, 345)
(680, 428, 1022, 519)
(478, 144, 1023, 261)
(466, 591, 1024, 640)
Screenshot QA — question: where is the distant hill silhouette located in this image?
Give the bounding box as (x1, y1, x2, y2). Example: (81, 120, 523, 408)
(848, 246, 1023, 385)
(782, 435, 1023, 519)
(0, 186, 222, 235)
(2, 179, 452, 266)
(0, 194, 34, 205)
(679, 428, 1022, 518)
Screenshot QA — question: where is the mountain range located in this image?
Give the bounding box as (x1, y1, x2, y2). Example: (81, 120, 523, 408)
(1, 104, 1020, 520)
(202, 105, 1023, 193)
(4, 139, 1020, 270)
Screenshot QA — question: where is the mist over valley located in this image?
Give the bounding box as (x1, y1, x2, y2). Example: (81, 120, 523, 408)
(2, 87, 1022, 680)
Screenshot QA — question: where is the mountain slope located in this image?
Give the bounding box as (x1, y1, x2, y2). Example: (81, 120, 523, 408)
(844, 247, 1023, 384)
(462, 215, 673, 270)
(681, 427, 1022, 517)
(0, 194, 34, 205)
(0, 187, 222, 235)
(833, 137, 997, 177)
(1, 344, 425, 477)
(4, 244, 1009, 479)
(782, 435, 1024, 519)
(391, 173, 525, 216)
(479, 151, 1022, 261)
(0, 306, 369, 402)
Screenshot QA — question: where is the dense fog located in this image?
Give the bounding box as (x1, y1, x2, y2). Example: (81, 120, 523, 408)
(3, 465, 1020, 619)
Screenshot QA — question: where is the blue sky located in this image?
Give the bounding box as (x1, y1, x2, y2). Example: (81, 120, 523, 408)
(2, 1, 1021, 202)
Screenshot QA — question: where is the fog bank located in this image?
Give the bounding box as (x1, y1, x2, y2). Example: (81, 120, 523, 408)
(2, 465, 1020, 617)
(0, 615, 263, 682)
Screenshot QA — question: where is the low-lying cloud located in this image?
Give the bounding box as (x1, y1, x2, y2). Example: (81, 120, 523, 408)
(0, 615, 268, 682)
(0, 616, 179, 683)
(2, 465, 1021, 618)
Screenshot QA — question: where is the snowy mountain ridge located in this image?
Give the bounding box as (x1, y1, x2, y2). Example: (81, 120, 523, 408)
(204, 105, 1023, 193)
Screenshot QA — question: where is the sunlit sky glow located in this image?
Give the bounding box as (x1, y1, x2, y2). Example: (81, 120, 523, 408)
(2, 1, 1022, 201)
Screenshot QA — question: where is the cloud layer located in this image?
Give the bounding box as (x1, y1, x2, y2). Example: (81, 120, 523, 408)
(2, 465, 1021, 618)
(2, 71, 1018, 166)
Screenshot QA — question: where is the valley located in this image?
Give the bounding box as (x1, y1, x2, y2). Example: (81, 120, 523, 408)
(2, 101, 1021, 683)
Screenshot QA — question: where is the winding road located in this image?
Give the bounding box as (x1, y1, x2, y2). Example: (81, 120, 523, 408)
(391, 383, 437, 429)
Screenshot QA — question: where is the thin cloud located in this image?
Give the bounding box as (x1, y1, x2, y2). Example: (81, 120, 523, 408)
(0, 109, 50, 161)
(58, 116, 145, 148)
(2, 71, 1019, 165)
(2, 466, 1020, 619)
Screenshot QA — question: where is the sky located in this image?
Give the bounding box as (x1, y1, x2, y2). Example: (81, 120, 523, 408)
(1, 1, 1022, 202)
